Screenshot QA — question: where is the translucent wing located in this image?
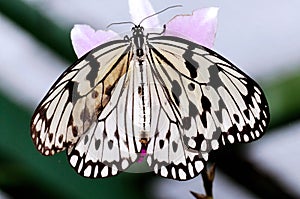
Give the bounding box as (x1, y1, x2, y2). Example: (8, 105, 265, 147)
(145, 36, 269, 180)
(31, 39, 134, 177)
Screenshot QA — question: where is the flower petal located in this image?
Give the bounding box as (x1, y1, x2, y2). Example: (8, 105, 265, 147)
(165, 7, 219, 48)
(128, 0, 160, 28)
(71, 24, 120, 58)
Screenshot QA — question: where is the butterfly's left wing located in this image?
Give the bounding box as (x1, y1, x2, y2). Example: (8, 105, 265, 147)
(145, 36, 269, 180)
(31, 39, 137, 178)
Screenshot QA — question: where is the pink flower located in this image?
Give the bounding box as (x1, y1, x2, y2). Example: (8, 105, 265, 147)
(164, 7, 218, 49)
(71, 0, 218, 58)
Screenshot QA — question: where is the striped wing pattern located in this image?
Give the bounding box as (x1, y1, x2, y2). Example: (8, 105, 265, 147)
(31, 29, 269, 180)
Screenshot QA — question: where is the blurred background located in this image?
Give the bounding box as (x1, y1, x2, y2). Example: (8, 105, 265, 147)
(0, 0, 300, 198)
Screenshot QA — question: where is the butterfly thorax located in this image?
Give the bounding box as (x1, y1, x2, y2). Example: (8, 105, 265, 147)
(131, 25, 146, 58)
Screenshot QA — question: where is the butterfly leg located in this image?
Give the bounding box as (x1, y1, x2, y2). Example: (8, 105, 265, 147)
(124, 35, 130, 41)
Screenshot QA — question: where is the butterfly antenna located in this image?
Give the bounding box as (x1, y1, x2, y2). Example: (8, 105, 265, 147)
(106, 21, 136, 29)
(138, 5, 182, 26)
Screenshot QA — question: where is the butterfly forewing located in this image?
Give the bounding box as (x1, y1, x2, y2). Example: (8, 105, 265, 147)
(148, 36, 269, 152)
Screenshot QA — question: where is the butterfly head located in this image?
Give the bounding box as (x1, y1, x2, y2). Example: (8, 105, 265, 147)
(131, 25, 144, 36)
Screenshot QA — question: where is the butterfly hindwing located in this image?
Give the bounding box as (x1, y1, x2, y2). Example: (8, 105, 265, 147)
(142, 49, 205, 180)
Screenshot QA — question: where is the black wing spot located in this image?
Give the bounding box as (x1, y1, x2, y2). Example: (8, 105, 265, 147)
(207, 65, 224, 88)
(182, 135, 189, 147)
(58, 134, 64, 143)
(86, 53, 101, 87)
(182, 44, 199, 79)
(159, 140, 165, 149)
(243, 109, 250, 120)
(200, 112, 207, 128)
(185, 60, 198, 78)
(95, 139, 101, 150)
(171, 80, 182, 106)
(201, 96, 211, 111)
(189, 101, 198, 117)
(233, 114, 240, 123)
(84, 135, 89, 145)
(188, 83, 195, 91)
(182, 117, 191, 130)
(166, 131, 171, 139)
(72, 126, 78, 137)
(172, 141, 178, 152)
(108, 140, 113, 149)
(193, 134, 205, 150)
(49, 133, 53, 142)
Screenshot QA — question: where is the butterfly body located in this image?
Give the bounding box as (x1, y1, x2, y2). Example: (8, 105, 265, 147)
(31, 25, 269, 180)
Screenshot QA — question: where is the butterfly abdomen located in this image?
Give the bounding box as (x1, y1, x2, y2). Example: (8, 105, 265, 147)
(133, 59, 151, 142)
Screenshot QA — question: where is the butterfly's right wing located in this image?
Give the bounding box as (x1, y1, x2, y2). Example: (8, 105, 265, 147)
(144, 36, 269, 180)
(31, 39, 135, 177)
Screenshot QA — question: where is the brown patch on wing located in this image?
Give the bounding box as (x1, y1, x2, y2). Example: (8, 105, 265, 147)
(100, 51, 133, 109)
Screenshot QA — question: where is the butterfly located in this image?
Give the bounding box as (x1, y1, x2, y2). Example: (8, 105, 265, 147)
(30, 21, 269, 180)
